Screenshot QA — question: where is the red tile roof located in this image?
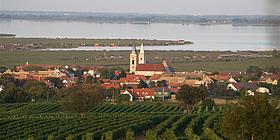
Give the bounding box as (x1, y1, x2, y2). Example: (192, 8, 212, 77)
(168, 88, 179, 93)
(127, 88, 155, 97)
(150, 74, 162, 81)
(119, 74, 147, 83)
(101, 83, 120, 89)
(168, 82, 180, 87)
(136, 64, 166, 71)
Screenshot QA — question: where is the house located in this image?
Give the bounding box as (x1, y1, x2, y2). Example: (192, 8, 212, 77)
(0, 85, 3, 92)
(260, 77, 278, 85)
(149, 74, 162, 82)
(153, 87, 171, 98)
(256, 87, 270, 94)
(101, 83, 120, 89)
(183, 79, 202, 87)
(227, 83, 258, 92)
(121, 88, 155, 101)
(209, 74, 231, 83)
(201, 75, 214, 86)
(3, 69, 13, 75)
(159, 74, 186, 84)
(227, 82, 260, 96)
(228, 77, 237, 83)
(118, 74, 147, 86)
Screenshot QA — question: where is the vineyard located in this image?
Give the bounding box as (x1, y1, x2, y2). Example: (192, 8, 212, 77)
(0, 102, 227, 140)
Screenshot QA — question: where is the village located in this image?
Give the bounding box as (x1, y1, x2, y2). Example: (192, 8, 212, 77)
(0, 44, 279, 103)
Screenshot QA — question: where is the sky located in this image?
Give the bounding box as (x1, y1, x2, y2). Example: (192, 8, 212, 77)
(0, 0, 279, 15)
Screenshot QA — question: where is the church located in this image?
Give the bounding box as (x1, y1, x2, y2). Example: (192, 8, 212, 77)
(129, 44, 175, 76)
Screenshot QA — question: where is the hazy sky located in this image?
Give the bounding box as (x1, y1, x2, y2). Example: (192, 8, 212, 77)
(0, 0, 280, 15)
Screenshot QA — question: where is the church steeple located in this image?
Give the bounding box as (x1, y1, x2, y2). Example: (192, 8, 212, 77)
(138, 43, 146, 64)
(129, 46, 138, 73)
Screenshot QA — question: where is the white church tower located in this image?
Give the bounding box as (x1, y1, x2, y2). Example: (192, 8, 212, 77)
(129, 46, 138, 73)
(138, 43, 146, 64)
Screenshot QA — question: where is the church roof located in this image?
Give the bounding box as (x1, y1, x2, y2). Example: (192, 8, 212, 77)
(136, 64, 166, 72)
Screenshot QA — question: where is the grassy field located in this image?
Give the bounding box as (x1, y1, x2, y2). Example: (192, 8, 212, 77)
(172, 58, 280, 72)
(0, 50, 279, 72)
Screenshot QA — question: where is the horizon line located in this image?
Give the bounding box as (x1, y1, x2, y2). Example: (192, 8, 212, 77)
(1, 10, 279, 17)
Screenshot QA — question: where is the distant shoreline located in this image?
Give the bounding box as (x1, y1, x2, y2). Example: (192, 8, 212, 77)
(0, 37, 193, 51)
(1, 11, 279, 26)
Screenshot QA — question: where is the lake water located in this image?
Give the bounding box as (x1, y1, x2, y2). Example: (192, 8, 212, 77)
(0, 20, 279, 51)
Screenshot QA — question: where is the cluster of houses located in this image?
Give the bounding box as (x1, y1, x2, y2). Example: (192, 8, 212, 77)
(1, 63, 100, 88)
(0, 45, 279, 102)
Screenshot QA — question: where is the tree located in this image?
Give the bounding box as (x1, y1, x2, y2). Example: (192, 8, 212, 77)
(23, 65, 44, 72)
(208, 83, 237, 97)
(65, 134, 74, 140)
(156, 80, 167, 87)
(83, 133, 94, 140)
(104, 87, 119, 100)
(266, 66, 280, 73)
(47, 134, 55, 140)
(246, 66, 263, 77)
(138, 79, 148, 88)
(0, 66, 7, 73)
(23, 80, 50, 101)
(126, 129, 135, 140)
(176, 85, 207, 113)
(162, 129, 177, 140)
(64, 84, 104, 113)
(271, 84, 280, 99)
(0, 83, 30, 103)
(149, 81, 156, 88)
(115, 94, 130, 103)
(220, 96, 280, 140)
(45, 77, 63, 89)
(103, 131, 113, 140)
(100, 67, 126, 80)
(145, 129, 157, 140)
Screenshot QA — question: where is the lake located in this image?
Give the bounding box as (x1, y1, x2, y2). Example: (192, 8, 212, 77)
(0, 20, 279, 51)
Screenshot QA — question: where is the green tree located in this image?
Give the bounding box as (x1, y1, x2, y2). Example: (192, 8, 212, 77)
(23, 65, 44, 72)
(126, 129, 135, 140)
(149, 81, 156, 88)
(83, 133, 93, 140)
(100, 67, 126, 80)
(138, 79, 148, 88)
(47, 134, 55, 140)
(103, 131, 113, 140)
(45, 77, 63, 88)
(64, 84, 104, 113)
(176, 85, 207, 113)
(65, 134, 74, 140)
(145, 129, 157, 140)
(162, 129, 176, 140)
(0, 66, 7, 73)
(115, 94, 130, 103)
(23, 80, 49, 101)
(208, 83, 237, 97)
(246, 65, 263, 77)
(156, 80, 167, 87)
(220, 96, 280, 140)
(0, 83, 30, 103)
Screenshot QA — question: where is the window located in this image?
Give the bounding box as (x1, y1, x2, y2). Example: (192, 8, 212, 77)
(132, 60, 135, 64)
